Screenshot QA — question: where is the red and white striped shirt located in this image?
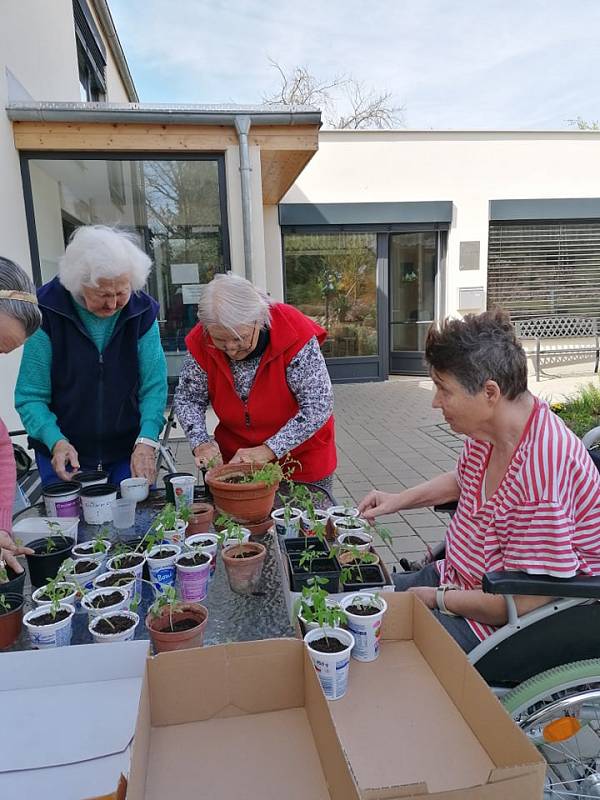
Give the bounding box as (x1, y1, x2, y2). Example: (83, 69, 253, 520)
(438, 398, 600, 640)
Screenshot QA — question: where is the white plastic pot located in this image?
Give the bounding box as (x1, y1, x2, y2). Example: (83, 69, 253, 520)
(42, 482, 82, 519)
(23, 603, 75, 648)
(120, 477, 149, 502)
(106, 553, 146, 597)
(327, 505, 359, 521)
(147, 545, 180, 594)
(271, 507, 302, 538)
(80, 484, 118, 525)
(304, 627, 355, 700)
(176, 550, 211, 602)
(67, 559, 104, 591)
(93, 571, 136, 606)
(72, 539, 111, 565)
(170, 476, 195, 510)
(300, 509, 330, 535)
(81, 587, 130, 619)
(12, 516, 80, 548)
(32, 582, 78, 608)
(340, 593, 388, 662)
(89, 610, 139, 643)
(335, 528, 373, 552)
(162, 519, 188, 546)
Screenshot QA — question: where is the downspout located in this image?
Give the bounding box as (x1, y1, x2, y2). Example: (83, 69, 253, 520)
(234, 115, 253, 282)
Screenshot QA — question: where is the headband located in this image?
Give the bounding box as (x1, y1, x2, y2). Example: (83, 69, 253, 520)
(0, 290, 38, 304)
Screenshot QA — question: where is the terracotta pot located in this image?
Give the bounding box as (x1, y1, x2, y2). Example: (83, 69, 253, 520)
(205, 463, 279, 524)
(221, 542, 267, 594)
(0, 594, 24, 649)
(186, 502, 214, 535)
(146, 602, 208, 653)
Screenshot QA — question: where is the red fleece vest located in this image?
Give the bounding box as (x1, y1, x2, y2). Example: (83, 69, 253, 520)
(185, 303, 337, 483)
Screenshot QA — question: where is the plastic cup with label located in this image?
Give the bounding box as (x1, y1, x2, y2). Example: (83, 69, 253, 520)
(304, 627, 355, 700)
(170, 476, 195, 510)
(111, 498, 137, 529)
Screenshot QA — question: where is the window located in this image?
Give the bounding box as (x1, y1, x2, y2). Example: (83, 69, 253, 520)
(73, 0, 106, 101)
(283, 232, 378, 358)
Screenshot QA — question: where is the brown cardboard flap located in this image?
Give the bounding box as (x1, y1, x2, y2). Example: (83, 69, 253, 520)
(388, 770, 545, 800)
(362, 784, 428, 799)
(303, 649, 361, 800)
(328, 641, 494, 794)
(380, 592, 413, 641)
(143, 708, 332, 800)
(126, 671, 151, 800)
(148, 639, 304, 726)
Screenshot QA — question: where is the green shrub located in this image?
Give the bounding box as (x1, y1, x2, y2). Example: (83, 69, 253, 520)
(550, 382, 600, 438)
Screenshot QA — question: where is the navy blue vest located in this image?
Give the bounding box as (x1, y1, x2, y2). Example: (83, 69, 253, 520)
(32, 277, 159, 466)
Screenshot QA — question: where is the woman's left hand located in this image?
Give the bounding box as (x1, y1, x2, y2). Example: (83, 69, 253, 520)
(130, 444, 156, 483)
(229, 444, 275, 466)
(0, 530, 33, 576)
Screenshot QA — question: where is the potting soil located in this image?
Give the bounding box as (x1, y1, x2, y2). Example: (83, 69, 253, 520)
(28, 609, 70, 626)
(94, 615, 134, 635)
(343, 535, 368, 545)
(178, 553, 208, 567)
(96, 572, 135, 588)
(309, 635, 347, 654)
(160, 617, 199, 633)
(346, 603, 378, 616)
(90, 592, 123, 609)
(113, 555, 142, 569)
(74, 560, 96, 574)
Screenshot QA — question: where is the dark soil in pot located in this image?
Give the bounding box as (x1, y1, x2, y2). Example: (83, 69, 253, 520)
(0, 593, 24, 649)
(206, 463, 280, 525)
(342, 535, 369, 546)
(309, 635, 347, 654)
(178, 552, 209, 567)
(25, 536, 74, 589)
(90, 592, 123, 609)
(346, 603, 380, 616)
(95, 571, 135, 588)
(0, 565, 26, 596)
(159, 617, 199, 633)
(94, 615, 135, 635)
(74, 559, 97, 574)
(111, 554, 144, 570)
(150, 549, 178, 560)
(28, 608, 70, 626)
(288, 555, 340, 593)
(146, 603, 208, 652)
(341, 564, 387, 592)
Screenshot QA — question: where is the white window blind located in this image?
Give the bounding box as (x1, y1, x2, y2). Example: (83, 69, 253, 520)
(488, 221, 600, 319)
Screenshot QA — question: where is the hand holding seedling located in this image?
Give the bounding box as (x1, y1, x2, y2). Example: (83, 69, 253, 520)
(0, 530, 33, 577)
(193, 441, 222, 469)
(51, 439, 80, 480)
(229, 444, 276, 466)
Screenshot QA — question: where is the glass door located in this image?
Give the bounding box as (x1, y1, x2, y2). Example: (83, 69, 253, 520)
(389, 232, 438, 374)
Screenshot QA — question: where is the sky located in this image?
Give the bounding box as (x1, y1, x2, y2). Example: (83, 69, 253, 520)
(108, 0, 600, 129)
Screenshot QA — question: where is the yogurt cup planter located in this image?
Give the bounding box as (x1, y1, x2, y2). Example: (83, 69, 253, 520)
(23, 603, 75, 648)
(120, 477, 149, 503)
(89, 610, 139, 643)
(0, 593, 25, 649)
(111, 499, 137, 529)
(298, 598, 344, 634)
(146, 600, 208, 653)
(65, 558, 103, 591)
(25, 536, 75, 589)
(163, 472, 193, 505)
(93, 570, 137, 607)
(327, 505, 360, 521)
(340, 593, 388, 662)
(74, 470, 108, 488)
(186, 502, 214, 535)
(206, 462, 281, 525)
(106, 552, 146, 597)
(336, 527, 374, 551)
(271, 507, 303, 538)
(185, 534, 219, 582)
(170, 475, 196, 511)
(80, 483, 118, 525)
(146, 545, 181, 594)
(81, 587, 130, 618)
(72, 539, 112, 566)
(300, 509, 330, 536)
(176, 550, 211, 602)
(304, 627, 355, 701)
(32, 581, 79, 608)
(42, 481, 82, 518)
(221, 542, 267, 595)
(163, 520, 188, 547)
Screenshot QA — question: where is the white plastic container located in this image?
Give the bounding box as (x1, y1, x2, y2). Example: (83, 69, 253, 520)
(300, 508, 330, 535)
(146, 545, 180, 594)
(31, 582, 78, 609)
(106, 552, 146, 597)
(304, 627, 355, 700)
(327, 505, 360, 521)
(170, 476, 195, 510)
(92, 571, 136, 606)
(12, 516, 80, 547)
(176, 550, 211, 602)
(110, 499, 136, 529)
(42, 481, 82, 518)
(120, 477, 149, 502)
(162, 519, 188, 546)
(23, 603, 75, 648)
(88, 610, 139, 643)
(81, 587, 129, 619)
(336, 528, 373, 552)
(72, 539, 111, 565)
(340, 593, 388, 662)
(271, 507, 302, 538)
(80, 484, 118, 525)
(66, 558, 103, 591)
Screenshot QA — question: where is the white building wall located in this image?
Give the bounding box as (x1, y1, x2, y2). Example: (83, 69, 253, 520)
(274, 130, 600, 320)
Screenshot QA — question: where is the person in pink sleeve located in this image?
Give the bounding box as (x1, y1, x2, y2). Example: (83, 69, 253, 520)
(0, 257, 42, 575)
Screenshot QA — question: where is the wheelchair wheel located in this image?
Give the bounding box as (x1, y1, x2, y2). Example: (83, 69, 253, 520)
(503, 659, 600, 799)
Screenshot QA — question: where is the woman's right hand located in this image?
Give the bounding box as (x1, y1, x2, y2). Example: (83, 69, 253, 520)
(193, 441, 223, 469)
(51, 439, 80, 481)
(358, 490, 403, 522)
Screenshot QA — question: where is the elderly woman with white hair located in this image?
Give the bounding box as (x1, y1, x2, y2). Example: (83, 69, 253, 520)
(174, 273, 337, 494)
(15, 225, 167, 486)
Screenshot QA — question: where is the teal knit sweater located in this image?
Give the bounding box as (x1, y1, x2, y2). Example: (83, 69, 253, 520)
(15, 301, 167, 454)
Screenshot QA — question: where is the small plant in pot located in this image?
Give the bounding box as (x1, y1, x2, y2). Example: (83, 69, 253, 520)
(81, 586, 130, 618)
(147, 503, 188, 546)
(335, 518, 372, 548)
(22, 588, 75, 648)
(89, 608, 139, 643)
(206, 461, 286, 525)
(0, 592, 25, 649)
(145, 585, 208, 653)
(217, 514, 267, 595)
(184, 533, 219, 583)
(59, 556, 103, 591)
(25, 523, 75, 589)
(72, 528, 112, 563)
(326, 504, 359, 539)
(288, 542, 341, 593)
(340, 592, 388, 662)
(176, 548, 211, 602)
(338, 546, 387, 592)
(146, 544, 181, 594)
(32, 573, 79, 608)
(93, 570, 137, 607)
(186, 501, 214, 535)
(106, 550, 146, 596)
(272, 479, 312, 537)
(303, 609, 355, 701)
(294, 576, 346, 635)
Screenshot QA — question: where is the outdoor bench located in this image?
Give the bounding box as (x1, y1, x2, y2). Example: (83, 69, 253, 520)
(514, 316, 600, 380)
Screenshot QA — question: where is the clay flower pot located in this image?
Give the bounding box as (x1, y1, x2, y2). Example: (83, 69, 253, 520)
(186, 502, 214, 535)
(221, 541, 267, 595)
(205, 463, 280, 525)
(0, 593, 24, 649)
(146, 602, 208, 653)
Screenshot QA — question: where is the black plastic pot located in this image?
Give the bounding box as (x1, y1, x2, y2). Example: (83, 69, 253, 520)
(341, 564, 387, 592)
(284, 537, 330, 556)
(75, 469, 108, 486)
(163, 472, 193, 504)
(0, 565, 26, 596)
(25, 536, 74, 589)
(0, 593, 24, 649)
(288, 554, 340, 593)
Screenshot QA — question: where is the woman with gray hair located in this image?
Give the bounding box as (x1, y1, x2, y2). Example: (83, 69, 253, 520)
(0, 257, 41, 576)
(174, 272, 337, 493)
(15, 225, 167, 486)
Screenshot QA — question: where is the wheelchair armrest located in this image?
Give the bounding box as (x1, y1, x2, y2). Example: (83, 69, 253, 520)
(433, 501, 458, 514)
(483, 570, 600, 600)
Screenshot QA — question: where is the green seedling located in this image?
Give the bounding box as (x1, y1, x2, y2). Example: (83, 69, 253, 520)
(149, 585, 179, 631)
(298, 545, 326, 573)
(294, 577, 347, 643)
(348, 592, 382, 613)
(337, 545, 377, 587)
(92, 528, 110, 553)
(0, 594, 11, 614)
(0, 564, 8, 584)
(215, 513, 246, 549)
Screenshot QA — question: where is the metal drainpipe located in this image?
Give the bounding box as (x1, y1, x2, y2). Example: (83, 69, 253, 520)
(234, 115, 253, 282)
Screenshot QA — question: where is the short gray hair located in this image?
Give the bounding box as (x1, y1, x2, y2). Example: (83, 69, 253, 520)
(59, 225, 151, 295)
(0, 257, 42, 336)
(197, 273, 273, 330)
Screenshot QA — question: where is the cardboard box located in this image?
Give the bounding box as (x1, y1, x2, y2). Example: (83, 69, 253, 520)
(0, 640, 148, 800)
(126, 593, 544, 799)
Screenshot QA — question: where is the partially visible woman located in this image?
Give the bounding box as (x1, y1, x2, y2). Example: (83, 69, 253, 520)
(0, 257, 40, 573)
(174, 273, 337, 495)
(15, 226, 167, 486)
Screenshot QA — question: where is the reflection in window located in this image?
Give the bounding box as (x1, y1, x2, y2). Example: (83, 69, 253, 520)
(284, 232, 378, 357)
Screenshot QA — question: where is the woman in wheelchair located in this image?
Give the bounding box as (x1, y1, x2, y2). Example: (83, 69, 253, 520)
(359, 310, 600, 654)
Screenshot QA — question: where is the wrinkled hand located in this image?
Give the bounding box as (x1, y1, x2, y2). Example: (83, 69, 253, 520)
(193, 441, 223, 469)
(51, 439, 80, 481)
(229, 444, 275, 466)
(358, 489, 402, 521)
(407, 586, 437, 609)
(0, 530, 33, 576)
(130, 444, 156, 483)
